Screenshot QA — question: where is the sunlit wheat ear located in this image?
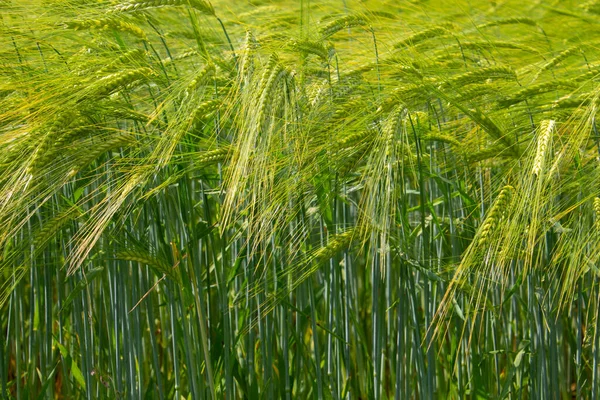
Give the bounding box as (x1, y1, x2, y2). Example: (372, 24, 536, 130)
(478, 185, 515, 246)
(500, 81, 577, 107)
(459, 40, 540, 55)
(238, 30, 258, 84)
(94, 49, 147, 77)
(393, 25, 454, 48)
(319, 14, 368, 38)
(532, 119, 555, 177)
(437, 66, 516, 89)
(33, 206, 81, 250)
(533, 46, 580, 81)
(420, 131, 460, 146)
(333, 128, 375, 152)
(185, 63, 215, 97)
(195, 146, 230, 165)
(433, 183, 518, 329)
(313, 229, 355, 263)
(68, 134, 136, 178)
(572, 64, 600, 83)
(28, 114, 76, 175)
(87, 67, 156, 98)
(188, 99, 220, 128)
(476, 17, 538, 29)
(63, 18, 147, 39)
(287, 39, 334, 62)
(221, 52, 298, 247)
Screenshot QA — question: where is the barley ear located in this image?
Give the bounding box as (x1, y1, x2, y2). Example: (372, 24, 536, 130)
(532, 120, 555, 177)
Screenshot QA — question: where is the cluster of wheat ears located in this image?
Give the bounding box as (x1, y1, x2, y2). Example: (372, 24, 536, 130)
(3, 0, 600, 398)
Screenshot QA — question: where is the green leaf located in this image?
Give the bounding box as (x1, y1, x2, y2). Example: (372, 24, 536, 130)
(35, 363, 59, 400)
(55, 339, 86, 391)
(73, 186, 86, 202)
(513, 348, 526, 368)
(60, 267, 105, 314)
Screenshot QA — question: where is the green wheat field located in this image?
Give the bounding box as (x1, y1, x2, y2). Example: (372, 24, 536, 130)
(3, 0, 600, 398)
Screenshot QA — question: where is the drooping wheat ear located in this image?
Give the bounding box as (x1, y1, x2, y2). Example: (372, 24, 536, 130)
(331, 95, 365, 119)
(106, 107, 150, 123)
(48, 111, 77, 133)
(421, 132, 460, 146)
(185, 63, 215, 96)
(30, 112, 77, 173)
(34, 206, 81, 249)
(320, 15, 368, 38)
(163, 49, 199, 65)
(115, 250, 175, 280)
(378, 85, 428, 113)
(189, 99, 220, 126)
(337, 144, 370, 176)
(54, 126, 90, 148)
(68, 134, 135, 177)
(288, 39, 334, 62)
(90, 67, 155, 97)
(394, 25, 452, 48)
(573, 63, 600, 83)
(307, 78, 329, 108)
(341, 62, 376, 78)
(439, 66, 516, 89)
(594, 197, 600, 229)
(258, 54, 281, 93)
(314, 229, 354, 262)
(195, 146, 230, 166)
(114, 0, 215, 15)
(533, 46, 579, 81)
(386, 107, 405, 139)
(238, 31, 258, 82)
(532, 120, 555, 177)
(31, 135, 60, 174)
(476, 17, 537, 29)
(381, 108, 405, 158)
(455, 84, 495, 102)
(333, 129, 374, 151)
(95, 49, 146, 77)
(499, 81, 576, 107)
(256, 56, 289, 124)
(460, 41, 540, 54)
(551, 94, 591, 110)
(64, 18, 146, 39)
(478, 185, 515, 246)
(385, 62, 423, 79)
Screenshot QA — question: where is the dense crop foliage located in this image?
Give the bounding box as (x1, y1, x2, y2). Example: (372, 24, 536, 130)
(2, 0, 600, 398)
